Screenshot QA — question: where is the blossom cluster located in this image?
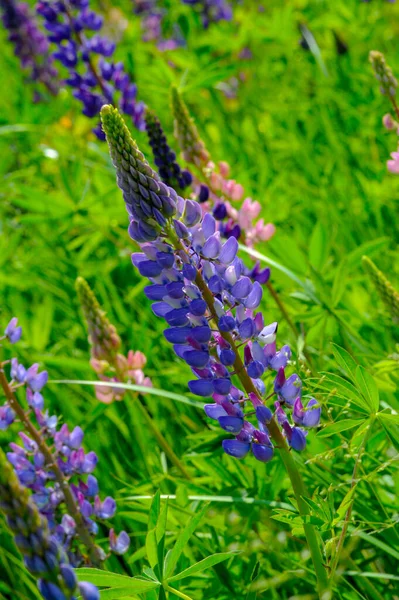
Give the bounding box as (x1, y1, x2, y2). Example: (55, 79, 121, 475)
(1, 318, 130, 574)
(0, 447, 99, 600)
(76, 276, 152, 403)
(182, 0, 232, 29)
(101, 105, 321, 463)
(132, 0, 232, 50)
(132, 0, 184, 51)
(0, 0, 58, 96)
(36, 0, 144, 137)
(170, 87, 276, 248)
(369, 50, 399, 174)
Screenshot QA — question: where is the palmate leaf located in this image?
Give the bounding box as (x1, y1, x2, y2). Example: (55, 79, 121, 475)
(167, 552, 236, 583)
(317, 418, 367, 438)
(331, 344, 358, 379)
(355, 366, 380, 413)
(164, 503, 209, 579)
(75, 569, 160, 594)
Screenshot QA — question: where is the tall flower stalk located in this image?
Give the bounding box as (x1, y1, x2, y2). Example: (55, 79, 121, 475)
(0, 447, 99, 600)
(101, 105, 330, 597)
(76, 276, 192, 480)
(0, 318, 130, 573)
(36, 0, 144, 137)
(0, 0, 58, 96)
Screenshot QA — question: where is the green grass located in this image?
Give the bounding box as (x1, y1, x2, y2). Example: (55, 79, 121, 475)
(0, 1, 399, 599)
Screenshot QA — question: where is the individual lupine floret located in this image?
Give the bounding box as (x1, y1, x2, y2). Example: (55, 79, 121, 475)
(101, 105, 321, 462)
(145, 108, 193, 192)
(171, 87, 275, 249)
(1, 0, 59, 97)
(36, 0, 144, 137)
(0, 447, 99, 600)
(76, 276, 152, 403)
(362, 256, 399, 320)
(0, 319, 130, 568)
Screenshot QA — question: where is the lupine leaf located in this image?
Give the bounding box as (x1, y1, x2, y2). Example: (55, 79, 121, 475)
(75, 570, 159, 593)
(355, 366, 380, 413)
(317, 419, 366, 438)
(167, 552, 236, 582)
(331, 344, 358, 379)
(164, 504, 209, 578)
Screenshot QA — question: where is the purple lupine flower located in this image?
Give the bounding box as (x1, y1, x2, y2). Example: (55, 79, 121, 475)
(36, 0, 144, 137)
(145, 109, 193, 192)
(4, 317, 22, 343)
(101, 105, 322, 461)
(0, 447, 99, 599)
(0, 318, 130, 566)
(109, 528, 130, 554)
(0, 0, 59, 96)
(132, 0, 184, 50)
(182, 0, 233, 29)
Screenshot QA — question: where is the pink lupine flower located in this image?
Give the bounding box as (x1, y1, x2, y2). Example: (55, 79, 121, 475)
(387, 151, 399, 174)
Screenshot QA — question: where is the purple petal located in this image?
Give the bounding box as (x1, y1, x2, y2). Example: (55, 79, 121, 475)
(245, 281, 263, 309)
(222, 439, 251, 459)
(303, 398, 321, 428)
(189, 380, 214, 397)
(231, 276, 252, 299)
(218, 416, 244, 434)
(202, 235, 222, 259)
(290, 427, 307, 451)
(204, 403, 228, 419)
(252, 443, 274, 462)
(202, 213, 216, 239)
(219, 237, 238, 264)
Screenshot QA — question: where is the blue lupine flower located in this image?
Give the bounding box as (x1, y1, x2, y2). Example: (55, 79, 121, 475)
(36, 0, 144, 137)
(0, 0, 59, 96)
(101, 106, 322, 461)
(1, 318, 130, 568)
(145, 109, 193, 192)
(182, 0, 233, 29)
(4, 317, 22, 343)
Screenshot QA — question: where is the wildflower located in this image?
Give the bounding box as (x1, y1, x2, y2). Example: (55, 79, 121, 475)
(145, 109, 192, 192)
(0, 447, 99, 600)
(171, 88, 276, 248)
(0, 319, 130, 566)
(36, 0, 144, 136)
(4, 317, 22, 343)
(182, 0, 233, 29)
(133, 0, 184, 50)
(387, 149, 399, 174)
(76, 277, 152, 403)
(369, 50, 398, 98)
(101, 105, 321, 461)
(0, 0, 58, 96)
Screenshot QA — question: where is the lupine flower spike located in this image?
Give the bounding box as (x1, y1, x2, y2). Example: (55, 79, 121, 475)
(76, 276, 152, 403)
(182, 0, 233, 29)
(0, 448, 99, 600)
(171, 87, 275, 249)
(0, 0, 58, 97)
(100, 105, 321, 464)
(36, 0, 144, 137)
(362, 256, 399, 320)
(369, 50, 399, 174)
(145, 108, 193, 193)
(76, 278, 191, 478)
(0, 318, 130, 571)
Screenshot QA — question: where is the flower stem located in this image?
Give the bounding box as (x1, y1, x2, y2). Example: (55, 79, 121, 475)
(131, 393, 192, 481)
(170, 233, 330, 597)
(0, 364, 104, 568)
(329, 420, 373, 581)
(164, 584, 194, 600)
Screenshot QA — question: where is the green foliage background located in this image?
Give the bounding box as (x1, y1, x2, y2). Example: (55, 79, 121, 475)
(0, 1, 399, 598)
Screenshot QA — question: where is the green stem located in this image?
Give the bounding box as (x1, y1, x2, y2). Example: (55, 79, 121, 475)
(113, 364, 192, 481)
(0, 365, 104, 567)
(169, 232, 329, 597)
(164, 584, 194, 600)
(329, 420, 373, 580)
(132, 393, 192, 481)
